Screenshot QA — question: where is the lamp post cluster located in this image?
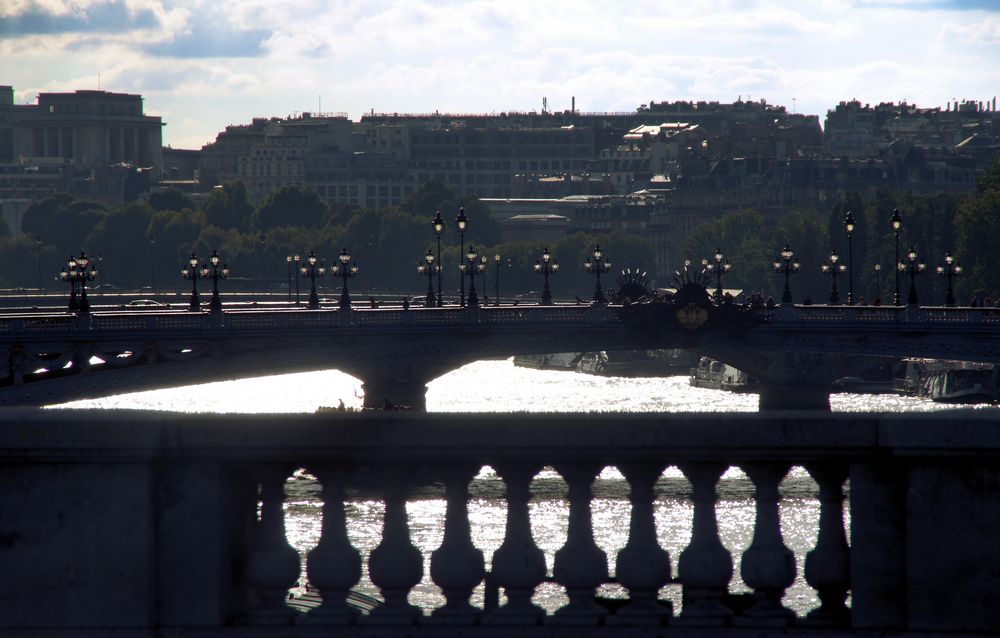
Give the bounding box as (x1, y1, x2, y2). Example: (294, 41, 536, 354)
(300, 250, 325, 310)
(899, 246, 927, 306)
(60, 252, 98, 313)
(534, 246, 559, 305)
(584, 245, 612, 305)
(459, 246, 485, 308)
(455, 208, 469, 307)
(821, 250, 847, 305)
(936, 252, 962, 307)
(331, 248, 359, 310)
(286, 254, 301, 304)
(703, 248, 732, 301)
(891, 208, 903, 304)
(432, 211, 445, 307)
(772, 244, 800, 304)
(417, 250, 439, 307)
(207, 250, 229, 314)
(843, 211, 856, 305)
(181, 252, 206, 311)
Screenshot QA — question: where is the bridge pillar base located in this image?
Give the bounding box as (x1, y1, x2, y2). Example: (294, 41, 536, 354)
(361, 378, 429, 412)
(757, 386, 831, 411)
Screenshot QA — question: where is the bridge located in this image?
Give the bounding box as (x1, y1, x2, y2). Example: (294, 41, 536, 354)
(2, 295, 1000, 409)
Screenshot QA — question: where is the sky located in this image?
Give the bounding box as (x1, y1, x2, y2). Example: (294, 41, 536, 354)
(1, 0, 999, 150)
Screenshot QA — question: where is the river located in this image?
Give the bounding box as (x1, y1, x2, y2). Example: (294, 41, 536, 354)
(48, 358, 988, 616)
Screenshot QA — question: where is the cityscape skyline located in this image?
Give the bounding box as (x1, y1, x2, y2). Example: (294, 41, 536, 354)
(2, 0, 999, 149)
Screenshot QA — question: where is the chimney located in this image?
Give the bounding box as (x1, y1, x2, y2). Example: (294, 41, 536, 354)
(572, 96, 575, 114)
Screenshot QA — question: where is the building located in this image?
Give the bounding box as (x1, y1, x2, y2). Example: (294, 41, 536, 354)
(0, 85, 163, 208)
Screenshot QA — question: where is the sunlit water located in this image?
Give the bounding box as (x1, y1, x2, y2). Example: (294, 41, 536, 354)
(51, 358, 991, 615)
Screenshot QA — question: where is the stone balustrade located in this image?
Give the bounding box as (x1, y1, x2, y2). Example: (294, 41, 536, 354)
(0, 409, 998, 636)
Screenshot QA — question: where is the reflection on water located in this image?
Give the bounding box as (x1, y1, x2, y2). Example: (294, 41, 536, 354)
(50, 358, 980, 615)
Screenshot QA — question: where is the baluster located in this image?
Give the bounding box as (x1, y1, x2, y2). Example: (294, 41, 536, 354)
(428, 463, 485, 624)
(736, 463, 796, 626)
(243, 465, 301, 625)
(675, 463, 733, 626)
(804, 463, 850, 626)
(610, 462, 672, 625)
(364, 466, 424, 624)
(549, 462, 608, 625)
(300, 464, 362, 626)
(483, 463, 547, 625)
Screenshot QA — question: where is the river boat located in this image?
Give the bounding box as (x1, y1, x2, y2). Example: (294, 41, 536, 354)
(689, 357, 755, 392)
(893, 358, 997, 404)
(517, 349, 699, 377)
(512, 352, 582, 371)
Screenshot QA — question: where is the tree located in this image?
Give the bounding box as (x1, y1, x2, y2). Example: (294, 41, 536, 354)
(0, 234, 57, 289)
(204, 181, 254, 230)
(85, 202, 155, 289)
(252, 185, 327, 231)
(400, 180, 455, 216)
(956, 156, 1000, 300)
(21, 193, 77, 239)
(149, 188, 195, 213)
(401, 180, 503, 247)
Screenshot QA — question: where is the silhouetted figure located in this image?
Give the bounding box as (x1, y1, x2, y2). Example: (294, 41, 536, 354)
(402, 298, 410, 310)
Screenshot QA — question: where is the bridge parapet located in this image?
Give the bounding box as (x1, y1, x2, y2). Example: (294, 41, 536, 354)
(1, 410, 998, 636)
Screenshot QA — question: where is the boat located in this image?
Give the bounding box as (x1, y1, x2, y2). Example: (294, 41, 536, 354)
(689, 357, 755, 392)
(894, 358, 997, 404)
(512, 352, 582, 371)
(516, 349, 699, 378)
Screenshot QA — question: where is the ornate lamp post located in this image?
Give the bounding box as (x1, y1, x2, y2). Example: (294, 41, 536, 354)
(208, 250, 229, 314)
(60, 255, 79, 312)
(60, 253, 99, 313)
(891, 208, 902, 305)
(874, 263, 882, 302)
(455, 207, 469, 307)
(432, 210, 445, 307)
(331, 248, 358, 310)
(534, 246, 559, 305)
(286, 254, 301, 304)
(76, 253, 98, 313)
(493, 252, 502, 306)
(703, 248, 732, 301)
(584, 244, 612, 305)
(459, 245, 482, 308)
(300, 250, 326, 310)
(843, 211, 856, 305)
(821, 250, 847, 305)
(148, 235, 155, 292)
(936, 252, 962, 307)
(772, 244, 800, 304)
(417, 250, 439, 308)
(480, 255, 489, 304)
(181, 252, 205, 311)
(899, 245, 926, 306)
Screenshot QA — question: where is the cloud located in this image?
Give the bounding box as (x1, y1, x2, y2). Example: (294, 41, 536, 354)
(141, 22, 271, 58)
(0, 0, 159, 36)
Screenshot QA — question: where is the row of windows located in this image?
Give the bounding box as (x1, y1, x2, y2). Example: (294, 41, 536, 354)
(240, 163, 304, 177)
(410, 133, 585, 145)
(46, 102, 139, 116)
(411, 146, 590, 159)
